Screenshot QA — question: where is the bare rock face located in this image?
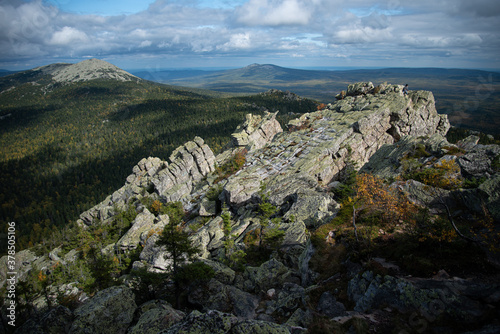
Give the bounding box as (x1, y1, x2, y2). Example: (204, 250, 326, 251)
(458, 143, 500, 178)
(223, 85, 450, 208)
(152, 137, 216, 202)
(49, 58, 140, 83)
(216, 110, 283, 168)
(77, 137, 215, 227)
(70, 285, 136, 334)
(115, 210, 168, 251)
(231, 111, 283, 152)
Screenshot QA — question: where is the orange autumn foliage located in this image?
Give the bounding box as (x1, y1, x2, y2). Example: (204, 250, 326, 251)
(353, 173, 418, 226)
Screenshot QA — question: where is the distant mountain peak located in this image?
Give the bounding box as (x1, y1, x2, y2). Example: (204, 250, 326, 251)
(39, 58, 140, 84)
(244, 63, 279, 70)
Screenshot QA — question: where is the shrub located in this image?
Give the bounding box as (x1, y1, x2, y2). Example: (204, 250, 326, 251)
(174, 261, 215, 286)
(493, 154, 500, 172)
(316, 103, 327, 110)
(405, 159, 462, 190)
(214, 149, 247, 183)
(206, 184, 223, 201)
(149, 200, 163, 215)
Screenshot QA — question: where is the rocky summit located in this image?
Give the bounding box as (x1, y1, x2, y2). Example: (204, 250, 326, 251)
(3, 82, 500, 334)
(35, 58, 140, 83)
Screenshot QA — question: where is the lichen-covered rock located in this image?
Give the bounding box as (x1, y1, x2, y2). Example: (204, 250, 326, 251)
(128, 300, 185, 334)
(15, 305, 73, 334)
(160, 310, 238, 334)
(268, 282, 307, 317)
(223, 84, 450, 208)
(77, 156, 164, 227)
(200, 259, 236, 285)
(199, 199, 217, 216)
(244, 259, 293, 293)
(153, 137, 216, 202)
(116, 209, 166, 251)
(400, 180, 449, 209)
(457, 135, 480, 151)
(231, 111, 282, 152)
(282, 191, 338, 228)
(188, 279, 259, 319)
(477, 174, 500, 221)
(78, 137, 215, 227)
(458, 144, 500, 178)
(189, 216, 225, 259)
(0, 249, 39, 289)
(285, 308, 313, 329)
(281, 219, 308, 246)
(70, 285, 136, 334)
(348, 271, 490, 322)
(360, 134, 452, 179)
(316, 291, 347, 318)
(138, 234, 172, 272)
(230, 319, 291, 334)
(346, 82, 374, 96)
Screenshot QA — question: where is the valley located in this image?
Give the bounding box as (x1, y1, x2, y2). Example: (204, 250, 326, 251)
(133, 64, 500, 135)
(1, 0, 499, 331)
(0, 60, 317, 250)
(1, 75, 499, 334)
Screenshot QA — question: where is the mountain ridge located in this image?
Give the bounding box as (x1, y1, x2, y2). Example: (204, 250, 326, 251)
(0, 61, 319, 251)
(47, 58, 141, 83)
(0, 59, 141, 95)
(3, 81, 499, 333)
(141, 63, 500, 135)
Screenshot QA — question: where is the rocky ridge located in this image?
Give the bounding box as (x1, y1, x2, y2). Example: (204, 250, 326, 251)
(223, 82, 449, 210)
(35, 58, 140, 83)
(4, 82, 500, 334)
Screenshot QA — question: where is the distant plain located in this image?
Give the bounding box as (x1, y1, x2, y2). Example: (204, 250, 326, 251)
(131, 65, 500, 135)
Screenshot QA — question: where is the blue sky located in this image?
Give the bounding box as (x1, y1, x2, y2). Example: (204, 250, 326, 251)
(1, 0, 499, 70)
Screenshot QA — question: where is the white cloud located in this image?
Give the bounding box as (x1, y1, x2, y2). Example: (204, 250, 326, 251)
(235, 0, 313, 26)
(0, 0, 498, 69)
(131, 29, 149, 39)
(139, 40, 152, 48)
(333, 27, 393, 44)
(218, 33, 252, 51)
(401, 33, 483, 48)
(50, 26, 89, 45)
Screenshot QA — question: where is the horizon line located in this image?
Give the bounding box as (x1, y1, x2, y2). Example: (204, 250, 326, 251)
(2, 62, 500, 74)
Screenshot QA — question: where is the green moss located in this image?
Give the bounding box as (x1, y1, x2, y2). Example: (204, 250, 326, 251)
(493, 154, 500, 172)
(462, 176, 487, 188)
(206, 184, 224, 201)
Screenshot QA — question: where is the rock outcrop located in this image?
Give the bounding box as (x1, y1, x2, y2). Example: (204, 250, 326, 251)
(348, 271, 498, 322)
(77, 136, 215, 227)
(231, 111, 283, 152)
(36, 58, 141, 83)
(223, 82, 449, 208)
(115, 210, 168, 251)
(8, 82, 500, 334)
(69, 285, 137, 334)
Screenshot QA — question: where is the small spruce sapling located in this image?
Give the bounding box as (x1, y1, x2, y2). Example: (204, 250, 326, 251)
(257, 182, 278, 247)
(221, 204, 247, 270)
(155, 202, 199, 307)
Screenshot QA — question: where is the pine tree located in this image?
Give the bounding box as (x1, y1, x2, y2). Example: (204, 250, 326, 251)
(156, 222, 199, 276)
(155, 202, 199, 307)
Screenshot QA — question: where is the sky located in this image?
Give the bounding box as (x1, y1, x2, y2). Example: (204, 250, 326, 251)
(1, 0, 499, 71)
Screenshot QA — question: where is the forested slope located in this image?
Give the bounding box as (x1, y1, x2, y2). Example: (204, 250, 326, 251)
(0, 76, 317, 251)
